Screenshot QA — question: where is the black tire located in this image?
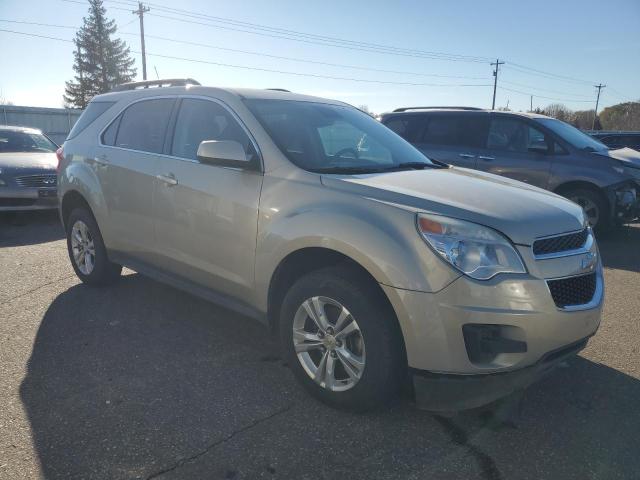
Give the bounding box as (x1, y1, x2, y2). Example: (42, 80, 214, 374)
(280, 266, 405, 411)
(564, 188, 610, 232)
(66, 207, 122, 286)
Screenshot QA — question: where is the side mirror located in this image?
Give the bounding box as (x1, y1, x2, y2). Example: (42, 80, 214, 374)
(196, 140, 253, 169)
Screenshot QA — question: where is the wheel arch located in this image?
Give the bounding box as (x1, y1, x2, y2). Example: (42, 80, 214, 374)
(266, 247, 408, 368)
(60, 189, 95, 229)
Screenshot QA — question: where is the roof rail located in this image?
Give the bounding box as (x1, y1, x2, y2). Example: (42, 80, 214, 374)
(266, 88, 291, 92)
(392, 106, 483, 113)
(111, 78, 201, 92)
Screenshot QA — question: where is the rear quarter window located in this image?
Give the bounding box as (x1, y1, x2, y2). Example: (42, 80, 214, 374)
(67, 101, 115, 140)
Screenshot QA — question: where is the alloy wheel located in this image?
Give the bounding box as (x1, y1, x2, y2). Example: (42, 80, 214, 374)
(569, 195, 600, 227)
(292, 296, 366, 392)
(71, 220, 96, 275)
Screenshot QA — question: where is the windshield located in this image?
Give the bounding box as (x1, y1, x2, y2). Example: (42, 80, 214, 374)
(0, 129, 58, 153)
(536, 118, 608, 152)
(244, 99, 434, 173)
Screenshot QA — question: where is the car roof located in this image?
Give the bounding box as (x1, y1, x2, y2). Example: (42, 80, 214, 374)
(381, 108, 552, 120)
(93, 85, 347, 107)
(0, 125, 44, 134)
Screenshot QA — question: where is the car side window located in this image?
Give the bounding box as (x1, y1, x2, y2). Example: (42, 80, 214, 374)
(114, 98, 175, 154)
(171, 98, 257, 162)
(419, 114, 486, 148)
(383, 116, 422, 142)
(487, 118, 548, 153)
(101, 115, 120, 146)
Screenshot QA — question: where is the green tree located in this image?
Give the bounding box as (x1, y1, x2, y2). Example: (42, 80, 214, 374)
(599, 102, 640, 131)
(64, 0, 136, 108)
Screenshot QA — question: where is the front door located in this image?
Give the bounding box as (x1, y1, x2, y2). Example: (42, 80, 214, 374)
(475, 116, 553, 188)
(153, 97, 263, 300)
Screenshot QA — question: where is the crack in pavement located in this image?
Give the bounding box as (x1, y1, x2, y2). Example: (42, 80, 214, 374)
(434, 416, 502, 480)
(145, 404, 295, 479)
(0, 274, 76, 306)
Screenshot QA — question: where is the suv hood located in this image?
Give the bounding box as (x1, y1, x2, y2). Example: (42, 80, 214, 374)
(594, 147, 640, 168)
(321, 167, 584, 245)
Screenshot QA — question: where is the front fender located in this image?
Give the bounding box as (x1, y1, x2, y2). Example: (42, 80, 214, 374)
(253, 175, 459, 312)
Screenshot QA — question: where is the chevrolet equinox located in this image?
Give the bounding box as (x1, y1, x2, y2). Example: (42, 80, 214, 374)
(58, 79, 603, 412)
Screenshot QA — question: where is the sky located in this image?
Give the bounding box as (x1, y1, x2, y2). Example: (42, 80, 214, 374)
(0, 0, 639, 114)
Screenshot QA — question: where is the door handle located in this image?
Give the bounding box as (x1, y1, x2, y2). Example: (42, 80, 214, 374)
(94, 154, 109, 166)
(157, 174, 178, 186)
(478, 155, 495, 161)
(458, 153, 475, 159)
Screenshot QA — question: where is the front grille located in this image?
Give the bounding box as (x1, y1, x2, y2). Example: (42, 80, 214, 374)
(547, 272, 597, 308)
(14, 174, 57, 188)
(533, 228, 589, 256)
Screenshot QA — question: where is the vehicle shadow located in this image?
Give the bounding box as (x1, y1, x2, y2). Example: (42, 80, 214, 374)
(0, 210, 64, 247)
(596, 224, 640, 273)
(19, 273, 640, 479)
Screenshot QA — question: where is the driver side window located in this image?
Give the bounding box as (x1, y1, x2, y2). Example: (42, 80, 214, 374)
(487, 118, 548, 153)
(171, 98, 257, 162)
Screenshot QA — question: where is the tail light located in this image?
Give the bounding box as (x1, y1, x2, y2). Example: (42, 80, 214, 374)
(56, 147, 64, 173)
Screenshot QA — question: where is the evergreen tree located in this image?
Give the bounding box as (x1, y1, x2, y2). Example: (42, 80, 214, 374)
(64, 0, 136, 108)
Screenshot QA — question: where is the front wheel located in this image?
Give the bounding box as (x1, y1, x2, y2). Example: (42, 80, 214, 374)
(66, 208, 122, 286)
(280, 266, 405, 411)
(564, 188, 609, 232)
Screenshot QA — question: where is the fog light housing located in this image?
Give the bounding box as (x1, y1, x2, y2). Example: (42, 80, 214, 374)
(462, 324, 527, 366)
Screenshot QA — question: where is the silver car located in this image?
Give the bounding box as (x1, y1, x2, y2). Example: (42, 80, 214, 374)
(57, 79, 603, 412)
(0, 126, 59, 211)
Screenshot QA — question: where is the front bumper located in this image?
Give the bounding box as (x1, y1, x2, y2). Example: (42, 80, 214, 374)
(381, 239, 603, 411)
(412, 336, 590, 411)
(0, 186, 58, 211)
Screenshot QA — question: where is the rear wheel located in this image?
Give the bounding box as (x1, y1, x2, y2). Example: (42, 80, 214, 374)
(66, 208, 122, 285)
(280, 266, 404, 411)
(564, 188, 609, 232)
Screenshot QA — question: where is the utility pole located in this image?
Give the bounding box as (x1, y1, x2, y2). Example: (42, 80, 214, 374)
(592, 83, 606, 130)
(530, 95, 533, 112)
(491, 58, 505, 110)
(132, 2, 150, 80)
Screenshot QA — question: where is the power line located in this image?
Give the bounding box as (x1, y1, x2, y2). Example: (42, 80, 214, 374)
(103, 0, 493, 63)
(0, 18, 489, 80)
(500, 79, 593, 98)
(502, 63, 594, 86)
(499, 85, 595, 104)
(0, 28, 492, 88)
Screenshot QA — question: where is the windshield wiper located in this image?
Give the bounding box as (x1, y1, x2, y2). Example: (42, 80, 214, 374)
(312, 166, 386, 174)
(391, 162, 433, 170)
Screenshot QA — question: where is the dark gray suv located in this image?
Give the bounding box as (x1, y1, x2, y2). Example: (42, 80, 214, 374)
(381, 107, 640, 230)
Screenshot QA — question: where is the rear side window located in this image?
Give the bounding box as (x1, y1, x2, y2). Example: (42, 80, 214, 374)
(101, 116, 120, 146)
(419, 114, 486, 147)
(67, 101, 115, 140)
(115, 98, 174, 153)
(171, 98, 257, 161)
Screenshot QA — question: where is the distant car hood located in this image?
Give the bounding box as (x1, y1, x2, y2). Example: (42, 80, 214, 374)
(0, 152, 57, 173)
(594, 147, 640, 168)
(321, 167, 584, 245)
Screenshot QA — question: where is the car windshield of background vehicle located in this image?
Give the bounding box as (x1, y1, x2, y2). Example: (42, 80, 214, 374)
(0, 130, 57, 153)
(537, 118, 608, 152)
(245, 99, 435, 173)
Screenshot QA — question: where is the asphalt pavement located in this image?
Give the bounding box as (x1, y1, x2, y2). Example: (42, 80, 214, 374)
(0, 211, 638, 480)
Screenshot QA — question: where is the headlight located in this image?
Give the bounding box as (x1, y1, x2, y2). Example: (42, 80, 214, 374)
(417, 213, 526, 280)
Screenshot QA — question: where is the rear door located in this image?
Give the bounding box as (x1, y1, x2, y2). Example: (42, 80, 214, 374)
(475, 115, 553, 188)
(410, 113, 488, 168)
(95, 97, 176, 262)
(153, 97, 263, 300)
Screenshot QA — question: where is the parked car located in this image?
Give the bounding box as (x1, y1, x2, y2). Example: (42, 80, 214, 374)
(58, 79, 602, 412)
(588, 131, 640, 151)
(0, 126, 59, 211)
(380, 107, 640, 230)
